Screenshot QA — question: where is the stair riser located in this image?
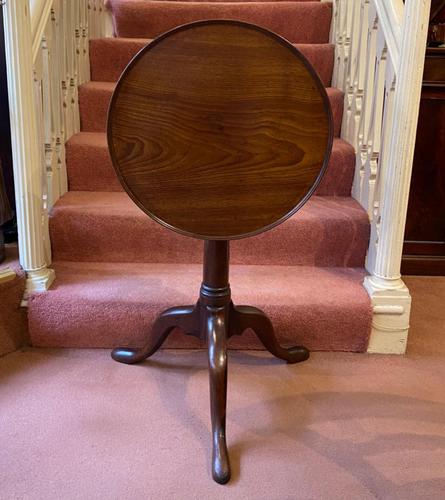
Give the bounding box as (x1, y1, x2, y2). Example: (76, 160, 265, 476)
(29, 301, 370, 351)
(66, 136, 121, 192)
(49, 195, 369, 267)
(90, 38, 334, 87)
(66, 134, 355, 196)
(79, 84, 344, 137)
(28, 263, 372, 352)
(106, 1, 332, 43)
(317, 139, 355, 196)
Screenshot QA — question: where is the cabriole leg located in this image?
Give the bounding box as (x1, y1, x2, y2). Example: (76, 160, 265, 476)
(112, 304, 199, 364)
(231, 305, 309, 364)
(206, 305, 230, 484)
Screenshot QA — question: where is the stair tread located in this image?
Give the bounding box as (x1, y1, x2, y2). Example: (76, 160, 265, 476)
(28, 260, 372, 352)
(78, 82, 344, 136)
(66, 132, 355, 196)
(49, 191, 369, 267)
(90, 37, 335, 86)
(52, 190, 366, 221)
(80, 81, 341, 93)
(106, 1, 333, 42)
(80, 81, 116, 92)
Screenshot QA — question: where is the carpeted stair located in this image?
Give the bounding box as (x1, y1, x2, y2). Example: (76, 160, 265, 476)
(28, 0, 373, 352)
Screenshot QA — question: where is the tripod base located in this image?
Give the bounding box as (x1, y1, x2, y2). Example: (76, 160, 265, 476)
(112, 300, 309, 484)
(112, 240, 308, 484)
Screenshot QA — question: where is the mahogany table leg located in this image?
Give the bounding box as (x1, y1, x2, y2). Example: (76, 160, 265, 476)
(206, 305, 230, 484)
(231, 305, 310, 364)
(111, 304, 200, 364)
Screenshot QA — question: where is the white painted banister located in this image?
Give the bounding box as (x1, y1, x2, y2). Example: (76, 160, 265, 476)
(3, 0, 54, 296)
(364, 0, 431, 353)
(333, 0, 431, 353)
(3, 0, 112, 297)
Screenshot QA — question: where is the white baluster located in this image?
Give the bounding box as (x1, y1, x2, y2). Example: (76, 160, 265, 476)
(69, 1, 81, 135)
(336, 0, 354, 90)
(332, 0, 346, 87)
(90, 0, 98, 39)
(40, 33, 60, 209)
(341, 0, 361, 142)
(345, 0, 370, 151)
(361, 32, 387, 217)
(50, 3, 68, 198)
(367, 62, 397, 273)
(101, 0, 115, 38)
(80, 0, 91, 84)
(61, 1, 72, 139)
(353, 8, 378, 203)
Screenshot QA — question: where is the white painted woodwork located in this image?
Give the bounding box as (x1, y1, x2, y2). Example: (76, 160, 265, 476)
(0, 266, 16, 285)
(3, 0, 55, 295)
(3, 0, 111, 296)
(333, 0, 431, 354)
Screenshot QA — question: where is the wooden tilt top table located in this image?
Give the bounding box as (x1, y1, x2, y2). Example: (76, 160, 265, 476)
(107, 20, 333, 485)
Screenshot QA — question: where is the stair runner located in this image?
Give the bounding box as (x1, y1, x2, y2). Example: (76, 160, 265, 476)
(28, 0, 373, 352)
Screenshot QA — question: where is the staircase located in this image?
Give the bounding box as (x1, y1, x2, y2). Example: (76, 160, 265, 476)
(26, 0, 373, 352)
(22, 0, 371, 351)
(3, 0, 431, 355)
(28, 0, 372, 351)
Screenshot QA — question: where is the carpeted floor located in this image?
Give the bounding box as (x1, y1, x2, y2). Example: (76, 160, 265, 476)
(1, 275, 445, 499)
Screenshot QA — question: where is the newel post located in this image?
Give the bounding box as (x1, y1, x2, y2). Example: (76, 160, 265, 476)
(3, 0, 55, 295)
(365, 0, 430, 353)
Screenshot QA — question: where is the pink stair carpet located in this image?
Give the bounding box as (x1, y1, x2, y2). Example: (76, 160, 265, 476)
(89, 38, 336, 86)
(28, 0, 373, 352)
(66, 133, 355, 196)
(29, 262, 371, 351)
(105, 1, 332, 41)
(78, 81, 345, 136)
(49, 192, 369, 266)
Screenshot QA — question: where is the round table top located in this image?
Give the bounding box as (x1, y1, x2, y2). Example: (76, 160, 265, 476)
(108, 20, 333, 240)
